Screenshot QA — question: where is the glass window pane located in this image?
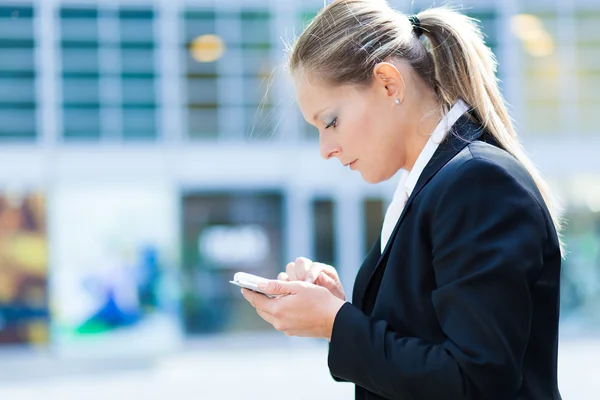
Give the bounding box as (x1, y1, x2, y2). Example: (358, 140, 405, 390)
(0, 5, 35, 141)
(466, 10, 498, 49)
(240, 10, 271, 50)
(240, 49, 272, 78)
(61, 48, 100, 73)
(303, 121, 318, 140)
(0, 48, 34, 72)
(579, 103, 600, 134)
(578, 46, 600, 72)
(312, 199, 335, 267)
(0, 17, 34, 40)
(119, 9, 154, 20)
(243, 77, 272, 107)
(184, 10, 216, 43)
(119, 9, 154, 44)
(188, 107, 218, 139)
(117, 8, 158, 140)
(245, 105, 276, 139)
(515, 11, 561, 136)
(186, 54, 218, 77)
(0, 77, 35, 103)
(185, 10, 219, 139)
(298, 9, 318, 28)
(0, 108, 36, 139)
(576, 10, 600, 135)
(121, 77, 155, 106)
(60, 7, 101, 141)
(63, 108, 101, 139)
(60, 7, 98, 19)
(122, 107, 156, 139)
(0, 6, 34, 19)
(121, 49, 155, 73)
(62, 78, 100, 105)
(60, 19, 98, 42)
(578, 75, 600, 101)
(363, 198, 384, 255)
(188, 78, 218, 105)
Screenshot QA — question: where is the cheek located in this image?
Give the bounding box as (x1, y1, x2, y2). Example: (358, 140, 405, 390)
(344, 105, 376, 152)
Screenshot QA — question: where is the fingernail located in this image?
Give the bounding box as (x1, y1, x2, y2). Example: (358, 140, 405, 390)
(257, 282, 267, 291)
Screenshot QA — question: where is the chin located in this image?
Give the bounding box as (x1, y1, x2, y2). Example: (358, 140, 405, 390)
(359, 170, 386, 184)
(359, 166, 398, 184)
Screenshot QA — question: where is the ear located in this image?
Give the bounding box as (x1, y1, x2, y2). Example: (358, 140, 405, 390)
(373, 62, 406, 104)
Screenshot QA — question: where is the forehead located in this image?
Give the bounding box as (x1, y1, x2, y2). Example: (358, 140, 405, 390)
(293, 70, 362, 121)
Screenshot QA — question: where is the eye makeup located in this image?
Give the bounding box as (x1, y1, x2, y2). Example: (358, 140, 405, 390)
(325, 116, 338, 129)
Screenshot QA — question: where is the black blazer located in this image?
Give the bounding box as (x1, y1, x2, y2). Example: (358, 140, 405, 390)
(328, 115, 562, 400)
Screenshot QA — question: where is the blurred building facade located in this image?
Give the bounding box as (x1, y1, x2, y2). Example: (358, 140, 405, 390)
(0, 0, 598, 349)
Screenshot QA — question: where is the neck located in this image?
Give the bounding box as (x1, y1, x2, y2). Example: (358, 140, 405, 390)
(403, 95, 443, 172)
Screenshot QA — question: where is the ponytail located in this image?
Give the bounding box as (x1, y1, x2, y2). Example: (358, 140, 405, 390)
(417, 7, 565, 253)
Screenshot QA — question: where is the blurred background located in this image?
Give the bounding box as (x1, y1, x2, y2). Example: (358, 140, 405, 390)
(0, 0, 598, 398)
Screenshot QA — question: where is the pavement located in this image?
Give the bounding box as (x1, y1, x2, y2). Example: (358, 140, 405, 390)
(0, 333, 598, 400)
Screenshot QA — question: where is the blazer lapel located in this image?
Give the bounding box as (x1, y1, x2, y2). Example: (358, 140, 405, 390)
(352, 236, 382, 307)
(360, 114, 485, 310)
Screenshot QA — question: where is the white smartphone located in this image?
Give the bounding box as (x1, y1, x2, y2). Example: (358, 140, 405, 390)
(230, 272, 282, 299)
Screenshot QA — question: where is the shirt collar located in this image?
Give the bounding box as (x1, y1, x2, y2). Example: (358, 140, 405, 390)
(403, 99, 470, 197)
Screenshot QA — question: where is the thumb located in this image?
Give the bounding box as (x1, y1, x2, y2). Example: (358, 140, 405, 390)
(257, 279, 301, 295)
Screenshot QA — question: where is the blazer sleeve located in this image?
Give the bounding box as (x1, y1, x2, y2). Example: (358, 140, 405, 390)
(327, 157, 548, 399)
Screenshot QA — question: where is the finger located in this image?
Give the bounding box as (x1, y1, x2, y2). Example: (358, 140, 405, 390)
(315, 272, 338, 290)
(258, 279, 303, 295)
(285, 262, 298, 281)
(256, 309, 280, 330)
(243, 288, 277, 315)
(305, 262, 329, 283)
(293, 257, 312, 281)
(319, 266, 340, 281)
(277, 271, 290, 281)
(241, 288, 258, 308)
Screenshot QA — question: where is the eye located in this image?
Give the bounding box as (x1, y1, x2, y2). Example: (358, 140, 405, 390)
(325, 117, 338, 129)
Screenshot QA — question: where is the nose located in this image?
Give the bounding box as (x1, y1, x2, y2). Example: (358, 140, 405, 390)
(319, 134, 341, 160)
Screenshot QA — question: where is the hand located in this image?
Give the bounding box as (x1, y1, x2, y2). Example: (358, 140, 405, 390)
(278, 257, 346, 301)
(241, 280, 346, 341)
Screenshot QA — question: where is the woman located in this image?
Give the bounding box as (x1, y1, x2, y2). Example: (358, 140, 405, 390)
(240, 1, 563, 399)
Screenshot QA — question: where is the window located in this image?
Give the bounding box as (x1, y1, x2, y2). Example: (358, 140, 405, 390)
(298, 8, 320, 140)
(184, 10, 219, 139)
(514, 10, 561, 136)
(181, 192, 284, 333)
(60, 6, 158, 141)
(312, 199, 335, 267)
(0, 5, 36, 140)
(575, 10, 600, 135)
(60, 7, 101, 140)
(119, 8, 158, 140)
(239, 10, 274, 140)
(363, 198, 384, 255)
(183, 8, 275, 140)
(466, 10, 499, 75)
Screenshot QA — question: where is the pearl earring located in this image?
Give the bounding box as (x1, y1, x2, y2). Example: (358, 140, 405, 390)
(394, 99, 400, 105)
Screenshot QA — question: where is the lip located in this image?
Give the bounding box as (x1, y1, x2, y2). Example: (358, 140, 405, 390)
(347, 160, 358, 170)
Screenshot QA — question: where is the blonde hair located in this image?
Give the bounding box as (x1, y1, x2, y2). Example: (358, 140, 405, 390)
(289, 0, 564, 250)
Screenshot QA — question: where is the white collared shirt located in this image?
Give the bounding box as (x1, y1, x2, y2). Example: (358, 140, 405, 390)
(380, 99, 470, 253)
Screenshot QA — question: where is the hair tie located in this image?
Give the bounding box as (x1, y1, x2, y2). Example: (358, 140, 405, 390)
(408, 15, 423, 38)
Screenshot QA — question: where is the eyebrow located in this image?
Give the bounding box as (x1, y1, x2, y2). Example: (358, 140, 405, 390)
(312, 107, 329, 122)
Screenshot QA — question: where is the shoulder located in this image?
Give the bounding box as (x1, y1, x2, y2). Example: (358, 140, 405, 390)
(419, 140, 551, 236)
(434, 139, 543, 205)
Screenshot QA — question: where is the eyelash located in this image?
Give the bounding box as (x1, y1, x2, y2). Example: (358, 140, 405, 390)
(325, 117, 338, 129)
